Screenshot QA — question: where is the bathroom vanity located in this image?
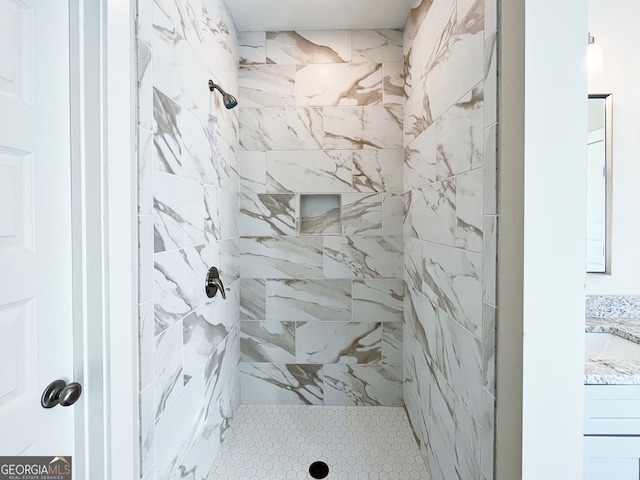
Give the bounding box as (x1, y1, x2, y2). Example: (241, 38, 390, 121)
(584, 318, 640, 479)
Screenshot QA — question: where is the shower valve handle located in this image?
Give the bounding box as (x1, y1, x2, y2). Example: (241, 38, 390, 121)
(205, 266, 226, 299)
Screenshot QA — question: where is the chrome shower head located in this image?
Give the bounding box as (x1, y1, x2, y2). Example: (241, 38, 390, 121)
(208, 79, 238, 109)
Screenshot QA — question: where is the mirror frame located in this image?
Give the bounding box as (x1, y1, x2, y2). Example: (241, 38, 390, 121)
(587, 93, 613, 274)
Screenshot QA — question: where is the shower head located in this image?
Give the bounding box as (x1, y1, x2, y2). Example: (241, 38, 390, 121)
(208, 79, 238, 109)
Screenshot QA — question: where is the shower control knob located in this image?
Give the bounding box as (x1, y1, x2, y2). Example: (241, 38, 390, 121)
(205, 266, 226, 299)
(41, 379, 83, 408)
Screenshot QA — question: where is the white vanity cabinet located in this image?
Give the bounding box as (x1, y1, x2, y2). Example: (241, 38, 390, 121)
(584, 385, 640, 480)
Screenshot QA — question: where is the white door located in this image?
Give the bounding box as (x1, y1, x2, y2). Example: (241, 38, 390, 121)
(0, 0, 76, 459)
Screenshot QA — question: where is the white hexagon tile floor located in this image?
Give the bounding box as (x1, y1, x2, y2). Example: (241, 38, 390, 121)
(206, 404, 430, 480)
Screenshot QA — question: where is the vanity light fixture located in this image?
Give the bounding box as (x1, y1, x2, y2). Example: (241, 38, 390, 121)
(588, 33, 604, 78)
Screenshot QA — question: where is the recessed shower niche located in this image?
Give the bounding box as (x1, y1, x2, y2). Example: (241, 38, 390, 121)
(299, 194, 341, 235)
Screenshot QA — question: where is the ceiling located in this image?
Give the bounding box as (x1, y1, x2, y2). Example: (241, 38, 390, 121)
(224, 0, 417, 32)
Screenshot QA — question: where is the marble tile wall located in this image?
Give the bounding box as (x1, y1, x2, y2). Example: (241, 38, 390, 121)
(136, 0, 240, 479)
(238, 29, 404, 406)
(402, 1, 498, 480)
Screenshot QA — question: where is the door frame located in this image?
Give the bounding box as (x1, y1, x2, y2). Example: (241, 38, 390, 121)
(69, 1, 139, 478)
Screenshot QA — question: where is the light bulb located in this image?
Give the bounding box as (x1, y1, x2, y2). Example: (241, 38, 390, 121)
(588, 34, 604, 78)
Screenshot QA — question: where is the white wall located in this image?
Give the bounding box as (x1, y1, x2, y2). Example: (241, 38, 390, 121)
(496, 0, 587, 478)
(521, 0, 587, 477)
(586, 0, 640, 295)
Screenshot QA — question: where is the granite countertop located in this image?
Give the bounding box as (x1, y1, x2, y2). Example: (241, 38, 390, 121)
(585, 317, 640, 385)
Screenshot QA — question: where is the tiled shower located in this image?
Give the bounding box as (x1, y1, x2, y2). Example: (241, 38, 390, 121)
(237, 29, 405, 407)
(136, 0, 497, 479)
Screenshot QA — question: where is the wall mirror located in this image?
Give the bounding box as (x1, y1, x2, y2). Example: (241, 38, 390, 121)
(586, 93, 613, 273)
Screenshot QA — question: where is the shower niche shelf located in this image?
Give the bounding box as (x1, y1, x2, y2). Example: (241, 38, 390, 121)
(300, 194, 341, 235)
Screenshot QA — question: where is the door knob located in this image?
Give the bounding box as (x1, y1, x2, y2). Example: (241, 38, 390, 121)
(41, 379, 83, 408)
(205, 266, 226, 299)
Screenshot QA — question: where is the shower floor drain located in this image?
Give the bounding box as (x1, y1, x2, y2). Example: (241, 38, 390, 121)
(309, 461, 329, 479)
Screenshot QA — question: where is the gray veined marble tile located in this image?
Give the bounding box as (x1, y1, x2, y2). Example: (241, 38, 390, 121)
(323, 106, 402, 150)
(266, 31, 351, 64)
(484, 123, 497, 216)
(485, 0, 497, 38)
(342, 193, 383, 236)
(382, 193, 404, 236)
(483, 215, 497, 306)
(240, 321, 295, 363)
(409, 338, 464, 479)
(154, 320, 184, 418)
(324, 236, 403, 278)
(219, 238, 240, 285)
(383, 62, 404, 106)
(352, 278, 403, 323)
(296, 321, 382, 364)
(484, 31, 497, 127)
(203, 330, 236, 433)
(137, 40, 153, 131)
(200, 0, 238, 88)
(404, 237, 423, 294)
(183, 301, 231, 385)
(239, 31, 266, 65)
(154, 243, 218, 334)
(240, 279, 265, 320)
(153, 0, 203, 51)
(239, 151, 267, 194)
(422, 241, 483, 338)
(211, 135, 239, 192)
(402, 80, 434, 147)
(137, 0, 153, 44)
(295, 63, 383, 106)
(151, 5, 184, 108)
(212, 94, 240, 147)
(153, 87, 182, 175)
(138, 127, 153, 216)
(383, 322, 403, 365)
(138, 215, 154, 304)
(153, 171, 204, 253)
(154, 361, 205, 480)
(139, 384, 154, 477)
(404, 283, 438, 365)
(483, 302, 496, 395)
(240, 107, 323, 151)
(352, 149, 403, 193)
(403, 189, 413, 238)
(181, 110, 216, 185)
(352, 29, 403, 63)
(239, 193, 296, 236)
(240, 236, 323, 279)
(324, 364, 402, 406)
(139, 300, 154, 391)
(239, 65, 296, 107)
(455, 402, 483, 480)
(403, 336, 432, 447)
(204, 186, 238, 242)
(456, 168, 484, 252)
(406, 87, 483, 186)
(410, 179, 457, 246)
(482, 387, 495, 480)
(240, 363, 324, 405)
(437, 309, 483, 419)
(209, 279, 240, 334)
(266, 150, 352, 194)
(404, 0, 434, 47)
(421, 0, 484, 122)
(265, 279, 352, 322)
